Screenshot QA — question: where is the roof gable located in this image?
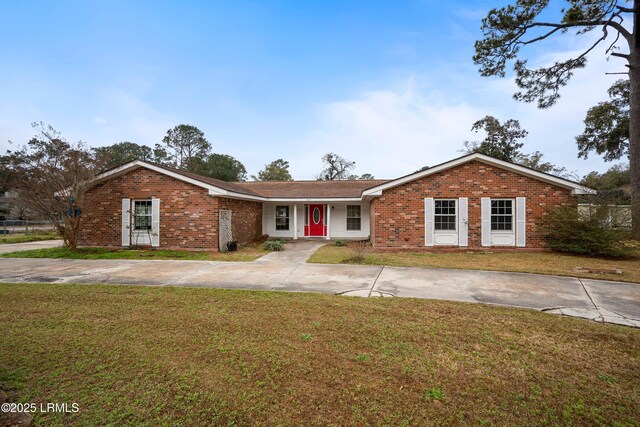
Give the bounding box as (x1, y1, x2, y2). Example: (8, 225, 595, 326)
(90, 160, 265, 200)
(362, 153, 593, 196)
(90, 160, 390, 200)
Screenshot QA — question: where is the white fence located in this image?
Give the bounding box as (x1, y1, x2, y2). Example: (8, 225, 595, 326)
(577, 204, 632, 228)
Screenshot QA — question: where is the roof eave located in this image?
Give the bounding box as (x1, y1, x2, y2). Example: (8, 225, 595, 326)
(362, 153, 594, 196)
(264, 197, 364, 202)
(87, 160, 266, 201)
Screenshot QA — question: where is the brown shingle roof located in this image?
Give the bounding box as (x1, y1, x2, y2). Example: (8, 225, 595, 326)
(237, 179, 390, 198)
(162, 166, 263, 197)
(98, 160, 389, 199)
(159, 164, 389, 198)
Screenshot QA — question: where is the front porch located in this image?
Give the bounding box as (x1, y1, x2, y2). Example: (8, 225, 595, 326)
(261, 201, 371, 241)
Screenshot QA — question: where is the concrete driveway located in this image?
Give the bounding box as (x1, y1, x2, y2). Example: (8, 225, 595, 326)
(0, 240, 638, 327)
(0, 239, 62, 254)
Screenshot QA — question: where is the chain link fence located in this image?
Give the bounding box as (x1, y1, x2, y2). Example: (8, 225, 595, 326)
(0, 219, 56, 235)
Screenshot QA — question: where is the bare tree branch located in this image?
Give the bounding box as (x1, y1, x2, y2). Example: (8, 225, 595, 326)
(2, 124, 101, 249)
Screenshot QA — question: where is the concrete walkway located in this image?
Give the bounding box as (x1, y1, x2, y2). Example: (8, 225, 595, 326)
(0, 240, 638, 327)
(254, 240, 326, 263)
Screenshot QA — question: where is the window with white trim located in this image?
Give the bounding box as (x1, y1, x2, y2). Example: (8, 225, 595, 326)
(275, 206, 289, 230)
(133, 200, 152, 231)
(491, 199, 513, 231)
(434, 199, 456, 231)
(346, 205, 361, 230)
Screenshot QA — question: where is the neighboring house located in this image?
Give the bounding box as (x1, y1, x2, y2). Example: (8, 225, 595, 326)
(77, 153, 591, 251)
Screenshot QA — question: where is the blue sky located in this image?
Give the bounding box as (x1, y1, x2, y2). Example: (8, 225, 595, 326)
(0, 1, 625, 179)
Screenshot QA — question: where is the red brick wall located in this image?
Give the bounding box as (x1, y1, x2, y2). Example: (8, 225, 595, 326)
(78, 168, 262, 250)
(217, 197, 263, 245)
(370, 161, 573, 250)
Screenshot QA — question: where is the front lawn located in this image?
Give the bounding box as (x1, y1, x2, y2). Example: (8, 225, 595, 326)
(0, 232, 60, 244)
(0, 283, 638, 425)
(0, 243, 267, 262)
(308, 244, 640, 283)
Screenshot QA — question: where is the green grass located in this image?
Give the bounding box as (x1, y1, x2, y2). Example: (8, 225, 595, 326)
(425, 387, 445, 402)
(0, 283, 639, 426)
(308, 243, 640, 283)
(0, 244, 267, 262)
(0, 232, 60, 244)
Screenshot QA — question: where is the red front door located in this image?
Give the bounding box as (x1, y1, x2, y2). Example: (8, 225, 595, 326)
(308, 204, 325, 236)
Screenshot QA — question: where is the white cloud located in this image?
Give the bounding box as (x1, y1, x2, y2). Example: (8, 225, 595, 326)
(289, 79, 483, 179)
(0, 24, 623, 183)
(451, 4, 489, 21)
(95, 88, 174, 146)
(287, 36, 623, 180)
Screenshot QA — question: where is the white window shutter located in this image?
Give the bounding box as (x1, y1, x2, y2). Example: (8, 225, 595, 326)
(458, 197, 468, 247)
(516, 197, 526, 247)
(424, 198, 434, 246)
(151, 198, 160, 247)
(121, 198, 131, 247)
(481, 197, 491, 247)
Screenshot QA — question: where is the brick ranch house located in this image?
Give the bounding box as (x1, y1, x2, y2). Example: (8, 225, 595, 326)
(77, 153, 592, 251)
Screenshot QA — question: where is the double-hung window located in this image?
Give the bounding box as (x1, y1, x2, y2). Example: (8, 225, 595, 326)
(133, 200, 152, 231)
(275, 206, 289, 230)
(346, 205, 361, 231)
(434, 200, 456, 231)
(491, 200, 513, 231)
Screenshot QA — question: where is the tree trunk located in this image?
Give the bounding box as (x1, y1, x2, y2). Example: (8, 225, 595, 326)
(629, 2, 640, 238)
(67, 217, 79, 250)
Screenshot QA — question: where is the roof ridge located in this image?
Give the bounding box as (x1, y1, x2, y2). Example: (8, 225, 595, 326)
(239, 179, 391, 184)
(98, 160, 264, 197)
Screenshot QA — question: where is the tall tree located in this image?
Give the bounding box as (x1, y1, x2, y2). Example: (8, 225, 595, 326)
(357, 173, 376, 180)
(516, 151, 570, 177)
(577, 79, 630, 161)
(152, 145, 172, 166)
(93, 141, 155, 170)
(463, 116, 527, 162)
(582, 163, 631, 201)
(348, 173, 376, 180)
(463, 116, 569, 175)
(473, 1, 640, 236)
(317, 153, 356, 180)
(253, 159, 293, 181)
(161, 124, 211, 169)
(190, 153, 247, 182)
(1, 123, 101, 249)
